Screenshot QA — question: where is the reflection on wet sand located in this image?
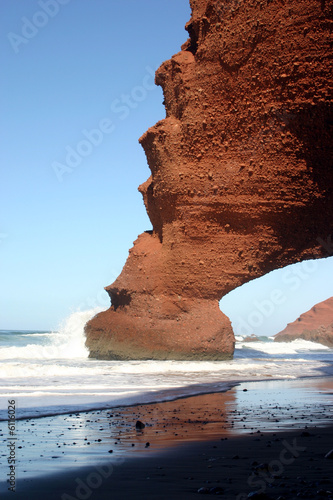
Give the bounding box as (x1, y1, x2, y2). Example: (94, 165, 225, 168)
(2, 377, 332, 481)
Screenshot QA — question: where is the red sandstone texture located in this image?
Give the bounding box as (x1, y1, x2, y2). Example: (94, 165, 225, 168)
(274, 297, 333, 347)
(85, 0, 333, 360)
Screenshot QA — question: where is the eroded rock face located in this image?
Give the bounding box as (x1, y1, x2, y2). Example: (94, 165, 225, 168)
(85, 0, 333, 360)
(274, 297, 333, 347)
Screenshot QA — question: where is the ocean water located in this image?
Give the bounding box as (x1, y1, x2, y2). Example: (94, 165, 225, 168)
(1, 308, 333, 421)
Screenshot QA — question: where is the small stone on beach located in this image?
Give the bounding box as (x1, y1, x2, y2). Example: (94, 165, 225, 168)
(136, 420, 145, 430)
(301, 431, 312, 437)
(197, 487, 210, 494)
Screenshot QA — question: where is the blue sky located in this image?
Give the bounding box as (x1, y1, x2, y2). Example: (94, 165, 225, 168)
(1, 0, 332, 334)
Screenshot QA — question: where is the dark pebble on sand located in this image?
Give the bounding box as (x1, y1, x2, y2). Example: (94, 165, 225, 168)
(197, 487, 210, 494)
(145, 442, 150, 448)
(255, 463, 269, 472)
(136, 420, 145, 430)
(108, 450, 113, 453)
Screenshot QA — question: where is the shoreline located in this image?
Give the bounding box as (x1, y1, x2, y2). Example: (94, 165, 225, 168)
(0, 380, 238, 423)
(1, 376, 333, 498)
(2, 370, 333, 423)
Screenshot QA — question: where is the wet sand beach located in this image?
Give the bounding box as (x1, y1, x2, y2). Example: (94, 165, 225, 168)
(1, 377, 333, 499)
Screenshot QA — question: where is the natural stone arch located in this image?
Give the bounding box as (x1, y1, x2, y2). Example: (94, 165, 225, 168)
(85, 0, 333, 360)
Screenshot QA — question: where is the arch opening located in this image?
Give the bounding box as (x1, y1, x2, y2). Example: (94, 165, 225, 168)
(220, 256, 333, 340)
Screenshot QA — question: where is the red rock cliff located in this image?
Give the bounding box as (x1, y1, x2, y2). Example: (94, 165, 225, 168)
(85, 0, 333, 360)
(274, 297, 333, 347)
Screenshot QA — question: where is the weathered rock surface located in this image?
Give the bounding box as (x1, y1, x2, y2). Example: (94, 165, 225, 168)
(274, 297, 333, 347)
(85, 0, 333, 360)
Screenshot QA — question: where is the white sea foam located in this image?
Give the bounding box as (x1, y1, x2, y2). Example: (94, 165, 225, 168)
(236, 338, 330, 355)
(0, 307, 102, 360)
(235, 335, 244, 342)
(20, 333, 56, 337)
(0, 309, 332, 420)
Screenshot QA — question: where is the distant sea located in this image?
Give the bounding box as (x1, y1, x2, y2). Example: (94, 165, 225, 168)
(1, 308, 333, 421)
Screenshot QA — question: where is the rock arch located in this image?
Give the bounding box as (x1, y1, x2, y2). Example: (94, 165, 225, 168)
(85, 0, 333, 360)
